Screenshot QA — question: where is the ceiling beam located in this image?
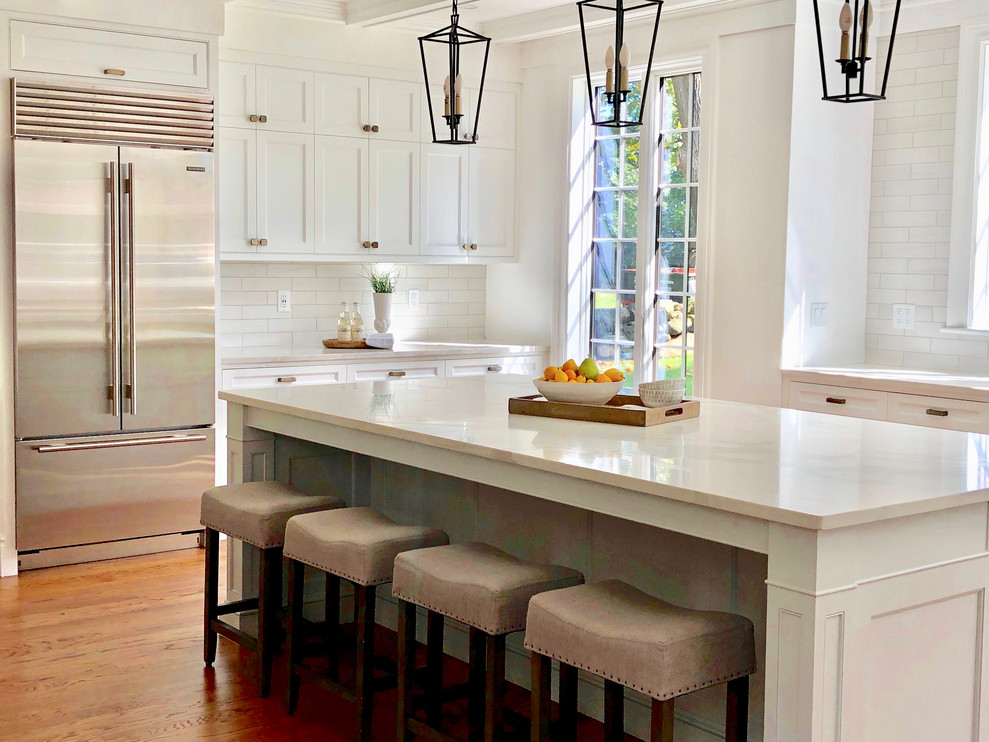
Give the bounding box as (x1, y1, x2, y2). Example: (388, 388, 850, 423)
(346, 0, 452, 26)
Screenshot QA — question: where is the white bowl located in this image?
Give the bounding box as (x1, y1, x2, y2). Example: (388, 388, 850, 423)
(532, 378, 624, 405)
(638, 378, 686, 407)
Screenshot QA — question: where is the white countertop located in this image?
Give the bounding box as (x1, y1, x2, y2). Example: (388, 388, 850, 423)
(221, 342, 549, 369)
(783, 365, 989, 402)
(220, 375, 989, 531)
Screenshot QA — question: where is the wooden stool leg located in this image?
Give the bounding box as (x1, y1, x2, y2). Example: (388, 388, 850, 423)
(484, 634, 506, 742)
(355, 584, 377, 742)
(530, 653, 552, 742)
(558, 662, 579, 741)
(325, 574, 341, 681)
(725, 676, 749, 742)
(256, 546, 283, 698)
(650, 698, 674, 742)
(603, 680, 625, 742)
(426, 610, 445, 727)
(285, 559, 305, 714)
(396, 600, 417, 742)
(203, 528, 219, 666)
(468, 627, 487, 742)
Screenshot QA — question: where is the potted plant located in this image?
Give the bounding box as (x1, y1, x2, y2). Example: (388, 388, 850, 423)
(362, 265, 400, 333)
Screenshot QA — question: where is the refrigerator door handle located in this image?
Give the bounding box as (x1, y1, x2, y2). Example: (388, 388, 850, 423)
(106, 162, 121, 418)
(123, 162, 137, 417)
(35, 434, 209, 454)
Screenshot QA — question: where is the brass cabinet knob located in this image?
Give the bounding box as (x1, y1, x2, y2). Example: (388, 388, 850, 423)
(363, 125, 372, 132)
(372, 125, 380, 133)
(363, 241, 372, 249)
(462, 243, 471, 251)
(259, 239, 268, 247)
(249, 115, 259, 123)
(250, 238, 259, 246)
(259, 115, 268, 123)
(471, 243, 478, 251)
(371, 241, 379, 249)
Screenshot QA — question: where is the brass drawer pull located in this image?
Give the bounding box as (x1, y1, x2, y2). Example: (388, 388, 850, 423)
(276, 377, 297, 384)
(388, 371, 407, 378)
(825, 397, 847, 405)
(103, 68, 126, 77)
(487, 366, 503, 373)
(926, 408, 949, 417)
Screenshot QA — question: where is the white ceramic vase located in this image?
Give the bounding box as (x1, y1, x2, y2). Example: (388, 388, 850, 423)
(373, 292, 393, 333)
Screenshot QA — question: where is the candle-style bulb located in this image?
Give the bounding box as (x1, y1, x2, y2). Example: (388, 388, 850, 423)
(443, 75, 451, 95)
(605, 45, 615, 94)
(454, 74, 463, 116)
(838, 2, 852, 61)
(858, 1, 874, 58)
(443, 75, 451, 117)
(619, 43, 630, 92)
(454, 74, 463, 95)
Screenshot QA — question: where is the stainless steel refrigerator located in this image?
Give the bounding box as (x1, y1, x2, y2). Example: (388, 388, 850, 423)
(14, 139, 215, 568)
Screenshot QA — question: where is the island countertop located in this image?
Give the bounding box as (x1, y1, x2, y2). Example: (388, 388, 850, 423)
(220, 375, 989, 531)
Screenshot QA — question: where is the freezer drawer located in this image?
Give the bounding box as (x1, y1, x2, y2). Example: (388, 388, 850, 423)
(16, 428, 214, 553)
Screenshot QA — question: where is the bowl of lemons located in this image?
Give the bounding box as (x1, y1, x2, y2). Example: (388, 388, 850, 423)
(533, 358, 625, 405)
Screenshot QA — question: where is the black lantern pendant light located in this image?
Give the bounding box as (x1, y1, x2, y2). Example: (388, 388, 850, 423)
(812, 0, 903, 102)
(419, 0, 491, 145)
(578, 0, 664, 129)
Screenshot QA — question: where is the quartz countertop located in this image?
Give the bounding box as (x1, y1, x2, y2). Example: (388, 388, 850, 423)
(783, 365, 989, 402)
(220, 375, 989, 531)
(221, 342, 549, 369)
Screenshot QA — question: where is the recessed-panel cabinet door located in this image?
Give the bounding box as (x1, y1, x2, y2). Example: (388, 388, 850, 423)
(219, 62, 257, 129)
(369, 78, 421, 143)
(256, 66, 315, 134)
(219, 127, 257, 253)
(369, 140, 419, 256)
(316, 136, 369, 255)
(420, 144, 469, 257)
(315, 73, 370, 138)
(257, 131, 315, 254)
(468, 147, 516, 258)
(473, 88, 517, 150)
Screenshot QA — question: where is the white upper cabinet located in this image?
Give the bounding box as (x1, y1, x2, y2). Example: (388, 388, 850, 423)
(219, 62, 257, 129)
(219, 128, 258, 254)
(315, 73, 370, 138)
(369, 141, 420, 256)
(473, 89, 517, 150)
(256, 67, 315, 134)
(315, 136, 369, 255)
(369, 79, 421, 143)
(420, 144, 469, 257)
(468, 148, 516, 258)
(256, 131, 315, 253)
(10, 21, 208, 89)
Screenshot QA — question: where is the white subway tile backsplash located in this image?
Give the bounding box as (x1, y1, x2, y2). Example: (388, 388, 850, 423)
(220, 263, 486, 347)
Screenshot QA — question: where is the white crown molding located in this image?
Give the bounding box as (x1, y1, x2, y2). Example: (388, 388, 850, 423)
(229, 0, 346, 21)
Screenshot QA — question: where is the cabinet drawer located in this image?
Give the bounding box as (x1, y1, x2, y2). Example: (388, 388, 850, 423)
(887, 393, 989, 433)
(788, 382, 887, 421)
(222, 364, 346, 390)
(11, 21, 209, 89)
(446, 355, 543, 378)
(347, 361, 444, 383)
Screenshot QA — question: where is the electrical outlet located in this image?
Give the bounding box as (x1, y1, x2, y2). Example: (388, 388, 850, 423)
(892, 303, 915, 330)
(810, 302, 829, 328)
(408, 289, 420, 312)
(277, 290, 291, 313)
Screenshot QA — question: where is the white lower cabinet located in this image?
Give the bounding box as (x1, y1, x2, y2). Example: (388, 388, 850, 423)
(347, 360, 445, 383)
(223, 364, 347, 390)
(788, 382, 887, 421)
(447, 355, 543, 378)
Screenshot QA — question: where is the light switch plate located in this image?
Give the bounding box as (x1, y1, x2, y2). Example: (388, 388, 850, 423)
(409, 289, 420, 312)
(892, 303, 915, 330)
(810, 302, 829, 328)
(277, 290, 291, 313)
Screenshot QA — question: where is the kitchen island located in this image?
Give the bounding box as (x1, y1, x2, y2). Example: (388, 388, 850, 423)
(221, 375, 989, 742)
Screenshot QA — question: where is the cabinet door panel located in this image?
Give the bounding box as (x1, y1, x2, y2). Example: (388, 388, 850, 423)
(316, 136, 369, 255)
(369, 141, 419, 256)
(369, 78, 421, 142)
(256, 66, 315, 134)
(468, 148, 515, 257)
(257, 131, 315, 253)
(420, 144, 469, 256)
(316, 73, 370, 138)
(219, 128, 257, 253)
(473, 88, 517, 150)
(219, 62, 257, 129)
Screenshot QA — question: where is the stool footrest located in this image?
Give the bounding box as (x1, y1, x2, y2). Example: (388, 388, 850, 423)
(211, 619, 258, 653)
(215, 598, 259, 617)
(290, 660, 398, 700)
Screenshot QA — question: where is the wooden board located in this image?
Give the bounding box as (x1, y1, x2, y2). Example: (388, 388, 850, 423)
(322, 339, 372, 349)
(508, 395, 700, 427)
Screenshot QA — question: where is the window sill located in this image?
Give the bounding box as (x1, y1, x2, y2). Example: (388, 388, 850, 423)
(939, 326, 989, 338)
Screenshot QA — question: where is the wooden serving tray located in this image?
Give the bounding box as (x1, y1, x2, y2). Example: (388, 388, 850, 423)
(322, 339, 372, 349)
(508, 395, 699, 427)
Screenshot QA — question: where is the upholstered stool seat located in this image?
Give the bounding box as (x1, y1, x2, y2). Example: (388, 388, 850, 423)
(284, 507, 449, 586)
(201, 481, 345, 698)
(283, 508, 449, 742)
(526, 580, 757, 742)
(393, 543, 584, 742)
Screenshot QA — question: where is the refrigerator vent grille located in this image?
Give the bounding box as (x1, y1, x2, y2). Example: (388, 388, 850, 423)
(12, 79, 214, 150)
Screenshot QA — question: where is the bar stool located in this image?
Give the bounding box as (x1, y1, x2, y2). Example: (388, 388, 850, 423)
(200, 481, 345, 697)
(283, 507, 449, 742)
(393, 542, 584, 742)
(525, 580, 757, 742)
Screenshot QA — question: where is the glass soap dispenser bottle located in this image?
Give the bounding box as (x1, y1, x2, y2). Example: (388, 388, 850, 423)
(337, 301, 352, 342)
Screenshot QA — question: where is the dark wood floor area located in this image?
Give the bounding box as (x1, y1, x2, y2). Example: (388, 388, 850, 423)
(0, 547, 626, 742)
